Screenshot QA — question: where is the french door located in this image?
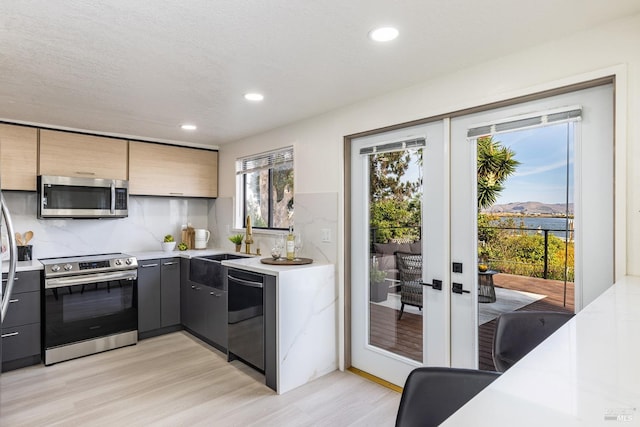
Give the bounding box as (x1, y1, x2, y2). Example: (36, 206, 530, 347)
(350, 120, 476, 387)
(350, 83, 614, 387)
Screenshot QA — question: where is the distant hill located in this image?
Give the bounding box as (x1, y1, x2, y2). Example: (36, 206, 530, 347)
(483, 201, 574, 215)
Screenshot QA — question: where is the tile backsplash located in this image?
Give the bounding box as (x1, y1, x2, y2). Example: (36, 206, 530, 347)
(2, 191, 210, 258)
(2, 191, 338, 266)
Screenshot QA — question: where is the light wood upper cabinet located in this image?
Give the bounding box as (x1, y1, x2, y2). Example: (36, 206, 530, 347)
(0, 124, 38, 191)
(39, 129, 128, 180)
(129, 142, 218, 197)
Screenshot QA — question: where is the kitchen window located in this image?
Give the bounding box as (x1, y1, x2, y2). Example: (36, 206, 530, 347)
(236, 147, 294, 230)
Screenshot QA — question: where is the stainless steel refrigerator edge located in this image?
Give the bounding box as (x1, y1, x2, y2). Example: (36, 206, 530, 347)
(1, 173, 20, 369)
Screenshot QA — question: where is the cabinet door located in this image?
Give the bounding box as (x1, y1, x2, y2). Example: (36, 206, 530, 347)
(160, 258, 180, 327)
(180, 259, 195, 329)
(0, 124, 38, 190)
(2, 291, 40, 329)
(1, 323, 41, 362)
(137, 260, 161, 333)
(1, 270, 41, 367)
(129, 141, 218, 197)
(39, 129, 128, 180)
(190, 286, 209, 338)
(206, 288, 227, 349)
(2, 270, 41, 295)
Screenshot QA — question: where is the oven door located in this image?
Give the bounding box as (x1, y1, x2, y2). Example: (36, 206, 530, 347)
(43, 270, 138, 350)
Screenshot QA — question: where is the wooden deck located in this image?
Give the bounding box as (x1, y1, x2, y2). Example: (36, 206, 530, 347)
(368, 273, 574, 369)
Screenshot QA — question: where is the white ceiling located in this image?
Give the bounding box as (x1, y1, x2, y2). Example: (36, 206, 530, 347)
(1, 1, 639, 147)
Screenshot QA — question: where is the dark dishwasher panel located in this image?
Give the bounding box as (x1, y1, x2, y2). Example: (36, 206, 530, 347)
(227, 268, 265, 371)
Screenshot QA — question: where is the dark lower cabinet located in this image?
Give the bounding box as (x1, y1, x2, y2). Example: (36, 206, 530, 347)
(180, 258, 227, 351)
(2, 270, 41, 372)
(206, 288, 228, 350)
(138, 259, 162, 333)
(138, 258, 181, 339)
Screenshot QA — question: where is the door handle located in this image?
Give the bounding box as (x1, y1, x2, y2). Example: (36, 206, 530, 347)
(452, 282, 470, 294)
(422, 279, 442, 291)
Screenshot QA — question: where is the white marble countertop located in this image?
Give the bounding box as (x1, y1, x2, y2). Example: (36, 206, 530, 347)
(2, 248, 253, 272)
(222, 256, 332, 276)
(2, 259, 44, 273)
(129, 248, 234, 261)
(442, 275, 640, 426)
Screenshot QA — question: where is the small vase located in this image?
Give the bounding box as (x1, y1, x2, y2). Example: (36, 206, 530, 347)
(235, 244, 241, 252)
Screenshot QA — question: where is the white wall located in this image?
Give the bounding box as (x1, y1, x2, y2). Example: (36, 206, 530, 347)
(218, 13, 640, 367)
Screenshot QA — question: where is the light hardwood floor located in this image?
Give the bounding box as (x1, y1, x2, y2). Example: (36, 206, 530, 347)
(0, 332, 400, 426)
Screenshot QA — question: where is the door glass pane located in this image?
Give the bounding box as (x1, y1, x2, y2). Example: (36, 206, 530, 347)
(368, 148, 423, 362)
(476, 124, 576, 370)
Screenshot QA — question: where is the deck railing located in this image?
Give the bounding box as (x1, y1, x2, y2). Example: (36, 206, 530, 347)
(370, 224, 573, 282)
(478, 226, 574, 281)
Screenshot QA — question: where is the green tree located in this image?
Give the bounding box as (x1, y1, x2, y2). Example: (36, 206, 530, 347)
(477, 136, 519, 210)
(369, 149, 422, 243)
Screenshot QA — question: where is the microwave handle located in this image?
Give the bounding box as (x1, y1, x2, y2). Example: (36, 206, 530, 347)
(110, 181, 115, 214)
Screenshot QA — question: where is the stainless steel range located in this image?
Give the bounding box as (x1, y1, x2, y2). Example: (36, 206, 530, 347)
(41, 253, 138, 365)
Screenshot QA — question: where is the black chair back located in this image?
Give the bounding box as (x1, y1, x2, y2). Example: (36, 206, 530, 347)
(492, 311, 574, 372)
(395, 367, 500, 427)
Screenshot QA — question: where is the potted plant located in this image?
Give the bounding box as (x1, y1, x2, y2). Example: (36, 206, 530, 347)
(229, 234, 244, 252)
(162, 234, 176, 252)
(370, 257, 388, 302)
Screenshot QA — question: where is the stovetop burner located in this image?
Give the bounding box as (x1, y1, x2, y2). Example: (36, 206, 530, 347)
(40, 253, 138, 277)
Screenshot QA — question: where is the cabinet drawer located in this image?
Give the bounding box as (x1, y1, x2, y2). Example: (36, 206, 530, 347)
(2, 270, 41, 294)
(1, 323, 41, 362)
(2, 291, 40, 328)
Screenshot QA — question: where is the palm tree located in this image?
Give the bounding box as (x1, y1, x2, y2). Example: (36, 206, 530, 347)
(477, 136, 519, 210)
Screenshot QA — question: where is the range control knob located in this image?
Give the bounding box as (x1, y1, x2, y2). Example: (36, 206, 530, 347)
(64, 264, 73, 271)
(115, 259, 122, 266)
(51, 265, 61, 272)
(125, 258, 133, 265)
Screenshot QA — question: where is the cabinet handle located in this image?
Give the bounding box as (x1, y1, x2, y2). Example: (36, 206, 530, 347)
(162, 262, 176, 266)
(1, 332, 19, 338)
(2, 277, 19, 283)
(169, 192, 184, 195)
(75, 171, 96, 176)
(210, 291, 221, 297)
(9, 299, 19, 303)
(141, 264, 159, 268)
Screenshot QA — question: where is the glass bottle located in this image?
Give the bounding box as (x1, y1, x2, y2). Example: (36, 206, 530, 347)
(286, 225, 295, 261)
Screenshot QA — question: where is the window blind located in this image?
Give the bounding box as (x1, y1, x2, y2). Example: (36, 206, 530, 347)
(359, 137, 425, 155)
(236, 146, 293, 174)
(467, 106, 582, 138)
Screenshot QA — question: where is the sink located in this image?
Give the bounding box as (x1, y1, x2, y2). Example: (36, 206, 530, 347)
(195, 253, 247, 262)
(190, 253, 247, 289)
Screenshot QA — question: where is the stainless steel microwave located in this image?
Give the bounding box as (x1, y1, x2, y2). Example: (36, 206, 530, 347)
(38, 175, 129, 219)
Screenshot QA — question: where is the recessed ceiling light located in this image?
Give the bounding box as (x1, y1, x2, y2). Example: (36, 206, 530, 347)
(181, 124, 197, 131)
(244, 93, 264, 101)
(369, 26, 399, 42)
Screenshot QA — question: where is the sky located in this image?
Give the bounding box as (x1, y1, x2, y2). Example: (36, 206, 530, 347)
(385, 121, 574, 205)
(492, 122, 574, 205)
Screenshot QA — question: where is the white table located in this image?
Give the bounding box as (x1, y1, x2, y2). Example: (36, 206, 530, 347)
(442, 275, 640, 426)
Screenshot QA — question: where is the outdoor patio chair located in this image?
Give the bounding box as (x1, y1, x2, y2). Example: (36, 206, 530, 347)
(492, 310, 574, 372)
(395, 251, 423, 320)
(395, 367, 501, 427)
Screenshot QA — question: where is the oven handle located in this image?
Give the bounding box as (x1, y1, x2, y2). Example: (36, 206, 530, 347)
(110, 181, 116, 214)
(45, 270, 137, 289)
